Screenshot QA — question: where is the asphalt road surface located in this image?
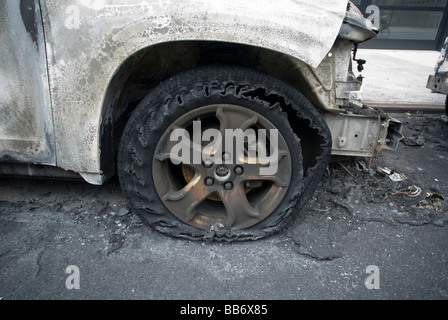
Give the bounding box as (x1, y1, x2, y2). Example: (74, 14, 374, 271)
(1, 112, 447, 303)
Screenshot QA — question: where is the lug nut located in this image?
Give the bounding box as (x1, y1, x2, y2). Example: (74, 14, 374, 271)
(224, 181, 233, 190)
(205, 177, 214, 186)
(215, 165, 230, 177)
(203, 159, 213, 168)
(234, 166, 244, 175)
(222, 152, 231, 162)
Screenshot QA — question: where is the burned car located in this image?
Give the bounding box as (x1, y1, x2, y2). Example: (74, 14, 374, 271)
(427, 36, 448, 115)
(0, 0, 402, 241)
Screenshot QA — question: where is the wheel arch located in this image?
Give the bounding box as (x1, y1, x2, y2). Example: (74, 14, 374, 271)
(116, 64, 333, 240)
(99, 40, 333, 182)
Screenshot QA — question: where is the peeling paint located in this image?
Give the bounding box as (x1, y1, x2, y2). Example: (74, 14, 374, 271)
(39, 0, 348, 175)
(0, 0, 54, 164)
(2, 0, 374, 182)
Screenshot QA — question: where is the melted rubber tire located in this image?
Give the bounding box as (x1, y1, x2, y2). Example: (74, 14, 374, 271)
(118, 65, 332, 241)
(445, 95, 447, 117)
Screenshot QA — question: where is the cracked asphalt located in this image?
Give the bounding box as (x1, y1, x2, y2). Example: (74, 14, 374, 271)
(1, 112, 447, 301)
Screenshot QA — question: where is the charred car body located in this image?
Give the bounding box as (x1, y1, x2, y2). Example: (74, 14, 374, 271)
(0, 0, 402, 240)
(427, 36, 448, 115)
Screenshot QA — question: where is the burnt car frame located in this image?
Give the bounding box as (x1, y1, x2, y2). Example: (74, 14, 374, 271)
(427, 36, 448, 115)
(0, 0, 401, 240)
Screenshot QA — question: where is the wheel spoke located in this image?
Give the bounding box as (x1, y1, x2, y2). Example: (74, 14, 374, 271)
(216, 105, 259, 134)
(218, 183, 260, 228)
(154, 127, 203, 165)
(216, 105, 260, 165)
(242, 148, 289, 187)
(162, 174, 211, 222)
(243, 165, 288, 187)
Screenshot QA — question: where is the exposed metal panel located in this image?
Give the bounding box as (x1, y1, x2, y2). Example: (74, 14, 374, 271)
(0, 0, 55, 164)
(324, 112, 381, 157)
(40, 0, 348, 175)
(323, 111, 403, 157)
(427, 36, 448, 95)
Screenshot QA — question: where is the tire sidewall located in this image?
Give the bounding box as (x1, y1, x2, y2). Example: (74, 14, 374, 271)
(119, 66, 312, 240)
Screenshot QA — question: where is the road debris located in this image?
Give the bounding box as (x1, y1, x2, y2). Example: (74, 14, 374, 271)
(338, 161, 355, 178)
(377, 166, 392, 176)
(356, 160, 375, 176)
(418, 192, 445, 212)
(403, 133, 425, 146)
(389, 172, 407, 182)
(391, 185, 422, 199)
(376, 166, 407, 181)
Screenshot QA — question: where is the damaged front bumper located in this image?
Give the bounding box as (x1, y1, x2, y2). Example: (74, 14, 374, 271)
(324, 107, 403, 158)
(427, 37, 448, 96)
(322, 1, 402, 158)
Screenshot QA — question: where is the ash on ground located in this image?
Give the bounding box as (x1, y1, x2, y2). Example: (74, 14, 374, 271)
(285, 112, 448, 260)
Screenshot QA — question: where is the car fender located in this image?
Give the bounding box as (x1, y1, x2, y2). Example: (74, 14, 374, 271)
(41, 0, 348, 181)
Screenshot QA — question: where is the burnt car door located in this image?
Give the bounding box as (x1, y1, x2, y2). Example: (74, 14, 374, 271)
(0, 0, 55, 165)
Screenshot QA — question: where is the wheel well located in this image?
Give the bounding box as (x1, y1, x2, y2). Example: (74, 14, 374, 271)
(100, 40, 323, 179)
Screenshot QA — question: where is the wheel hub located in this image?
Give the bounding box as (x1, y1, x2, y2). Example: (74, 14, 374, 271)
(214, 165, 231, 182)
(153, 104, 292, 231)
